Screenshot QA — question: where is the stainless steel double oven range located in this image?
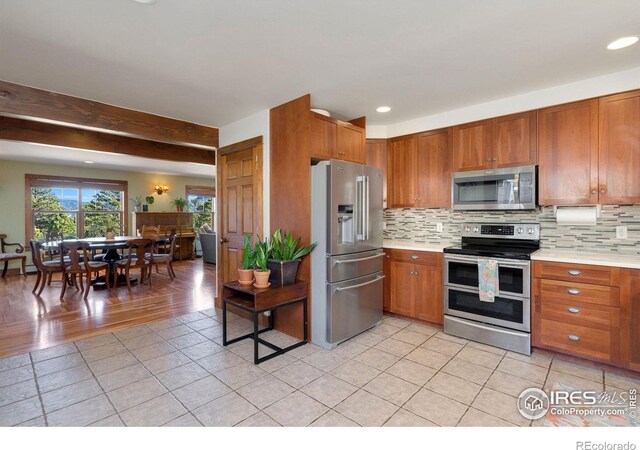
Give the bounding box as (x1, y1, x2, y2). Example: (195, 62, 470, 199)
(443, 223, 540, 355)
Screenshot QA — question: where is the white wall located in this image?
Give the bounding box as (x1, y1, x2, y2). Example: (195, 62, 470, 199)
(366, 65, 640, 139)
(218, 109, 270, 237)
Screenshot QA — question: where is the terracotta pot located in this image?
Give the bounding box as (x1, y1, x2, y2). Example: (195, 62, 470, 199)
(253, 269, 271, 288)
(237, 268, 254, 286)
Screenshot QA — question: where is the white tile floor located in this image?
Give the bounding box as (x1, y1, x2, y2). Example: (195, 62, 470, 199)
(0, 310, 638, 427)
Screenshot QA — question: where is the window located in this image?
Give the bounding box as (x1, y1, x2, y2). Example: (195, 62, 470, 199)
(186, 185, 215, 232)
(26, 175, 128, 242)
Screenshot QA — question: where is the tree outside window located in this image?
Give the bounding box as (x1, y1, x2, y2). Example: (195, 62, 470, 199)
(186, 185, 215, 233)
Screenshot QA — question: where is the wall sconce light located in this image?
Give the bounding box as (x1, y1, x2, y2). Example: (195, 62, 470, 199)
(155, 185, 169, 195)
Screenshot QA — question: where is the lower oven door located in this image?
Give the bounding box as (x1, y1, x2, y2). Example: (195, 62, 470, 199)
(443, 286, 530, 332)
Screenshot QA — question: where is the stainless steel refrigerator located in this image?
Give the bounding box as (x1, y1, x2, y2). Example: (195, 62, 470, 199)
(311, 160, 384, 349)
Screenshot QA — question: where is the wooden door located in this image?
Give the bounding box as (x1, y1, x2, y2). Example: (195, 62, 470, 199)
(598, 90, 640, 204)
(414, 264, 443, 324)
(217, 138, 263, 301)
(310, 112, 337, 160)
(387, 135, 418, 207)
(390, 260, 415, 317)
(366, 139, 387, 208)
(538, 99, 599, 205)
(492, 111, 537, 168)
(417, 128, 452, 208)
(620, 269, 640, 372)
(337, 121, 365, 163)
(383, 250, 391, 312)
(452, 120, 492, 172)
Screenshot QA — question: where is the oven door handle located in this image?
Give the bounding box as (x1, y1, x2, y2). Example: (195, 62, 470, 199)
(444, 255, 530, 267)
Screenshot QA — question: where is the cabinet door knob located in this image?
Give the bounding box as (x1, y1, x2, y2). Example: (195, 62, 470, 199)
(567, 307, 581, 314)
(568, 335, 580, 342)
(491, 158, 496, 162)
(486, 158, 491, 162)
(591, 190, 597, 195)
(567, 270, 581, 276)
(566, 288, 580, 295)
(600, 189, 606, 194)
(411, 255, 418, 260)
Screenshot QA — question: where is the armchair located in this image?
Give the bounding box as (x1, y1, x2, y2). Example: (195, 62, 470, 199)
(0, 234, 27, 278)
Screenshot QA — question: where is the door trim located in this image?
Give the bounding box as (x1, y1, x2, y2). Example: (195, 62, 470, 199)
(216, 136, 264, 302)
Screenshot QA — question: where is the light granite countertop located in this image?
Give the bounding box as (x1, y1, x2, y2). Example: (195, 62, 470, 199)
(383, 240, 453, 253)
(531, 248, 640, 269)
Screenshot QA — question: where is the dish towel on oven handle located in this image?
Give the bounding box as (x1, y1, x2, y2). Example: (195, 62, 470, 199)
(478, 259, 499, 303)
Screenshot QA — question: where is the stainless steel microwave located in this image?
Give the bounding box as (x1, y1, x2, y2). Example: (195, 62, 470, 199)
(451, 165, 536, 211)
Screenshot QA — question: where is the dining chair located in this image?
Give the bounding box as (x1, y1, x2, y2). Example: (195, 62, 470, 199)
(59, 241, 110, 300)
(30, 240, 64, 295)
(146, 234, 177, 280)
(0, 233, 27, 278)
(116, 238, 154, 291)
(141, 225, 160, 239)
(172, 228, 184, 261)
(44, 231, 64, 261)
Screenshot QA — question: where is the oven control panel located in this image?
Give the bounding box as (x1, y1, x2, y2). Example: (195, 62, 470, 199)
(461, 223, 540, 240)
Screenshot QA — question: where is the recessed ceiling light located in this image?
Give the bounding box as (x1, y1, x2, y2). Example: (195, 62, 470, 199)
(607, 36, 638, 50)
(84, 160, 94, 164)
(376, 106, 391, 113)
(132, 0, 157, 4)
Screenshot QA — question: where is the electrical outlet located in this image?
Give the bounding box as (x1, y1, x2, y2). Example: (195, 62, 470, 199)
(616, 226, 627, 239)
(436, 222, 443, 233)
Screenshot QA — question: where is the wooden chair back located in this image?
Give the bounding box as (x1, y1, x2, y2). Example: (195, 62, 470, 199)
(30, 240, 46, 270)
(125, 239, 154, 267)
(1, 234, 25, 254)
(45, 231, 64, 260)
(141, 225, 160, 239)
(60, 241, 90, 273)
(167, 234, 178, 257)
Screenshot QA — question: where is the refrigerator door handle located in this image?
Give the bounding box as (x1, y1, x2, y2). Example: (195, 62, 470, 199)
(364, 175, 370, 241)
(356, 175, 365, 241)
(333, 253, 385, 265)
(334, 275, 385, 292)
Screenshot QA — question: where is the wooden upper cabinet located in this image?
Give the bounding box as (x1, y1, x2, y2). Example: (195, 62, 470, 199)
(366, 139, 388, 208)
(310, 112, 337, 160)
(337, 121, 365, 164)
(598, 90, 640, 205)
(538, 99, 599, 206)
(417, 128, 452, 208)
(452, 120, 492, 172)
(387, 135, 418, 208)
(491, 111, 537, 168)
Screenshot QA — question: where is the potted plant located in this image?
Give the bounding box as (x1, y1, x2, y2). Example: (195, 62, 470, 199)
(267, 228, 317, 286)
(130, 196, 144, 212)
(238, 233, 255, 286)
(143, 195, 154, 212)
(171, 197, 189, 212)
(104, 216, 117, 240)
(253, 239, 271, 288)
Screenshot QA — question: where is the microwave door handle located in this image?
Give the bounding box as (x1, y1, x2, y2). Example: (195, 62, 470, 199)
(513, 173, 520, 204)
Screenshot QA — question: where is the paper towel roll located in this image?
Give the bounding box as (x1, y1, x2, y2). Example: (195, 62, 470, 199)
(555, 206, 598, 225)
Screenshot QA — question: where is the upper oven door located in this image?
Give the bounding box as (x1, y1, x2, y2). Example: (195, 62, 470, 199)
(451, 165, 536, 210)
(444, 255, 531, 299)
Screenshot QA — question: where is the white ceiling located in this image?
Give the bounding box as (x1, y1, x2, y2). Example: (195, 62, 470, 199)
(0, 0, 639, 127)
(0, 140, 214, 178)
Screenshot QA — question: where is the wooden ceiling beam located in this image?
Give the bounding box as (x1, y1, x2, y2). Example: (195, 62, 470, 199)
(0, 80, 218, 149)
(0, 116, 215, 166)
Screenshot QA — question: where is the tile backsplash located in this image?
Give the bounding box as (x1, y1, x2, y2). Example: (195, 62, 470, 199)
(384, 205, 640, 255)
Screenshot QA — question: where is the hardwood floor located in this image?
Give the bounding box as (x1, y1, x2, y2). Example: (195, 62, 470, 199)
(0, 260, 216, 359)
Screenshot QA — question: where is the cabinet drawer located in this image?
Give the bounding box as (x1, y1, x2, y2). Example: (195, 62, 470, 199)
(539, 318, 612, 362)
(534, 261, 619, 286)
(539, 299, 619, 329)
(387, 249, 441, 266)
(539, 279, 619, 307)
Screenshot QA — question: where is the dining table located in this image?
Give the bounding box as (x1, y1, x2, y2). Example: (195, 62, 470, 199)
(43, 236, 169, 289)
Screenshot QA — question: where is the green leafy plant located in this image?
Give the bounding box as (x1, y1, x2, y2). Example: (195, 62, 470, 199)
(170, 197, 189, 212)
(241, 233, 255, 270)
(104, 215, 117, 233)
(130, 196, 144, 208)
(270, 228, 317, 261)
(254, 239, 270, 272)
(145, 195, 155, 205)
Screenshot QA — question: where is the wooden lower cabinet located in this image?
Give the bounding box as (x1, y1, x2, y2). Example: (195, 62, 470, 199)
(383, 248, 443, 325)
(620, 269, 640, 372)
(533, 261, 640, 371)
